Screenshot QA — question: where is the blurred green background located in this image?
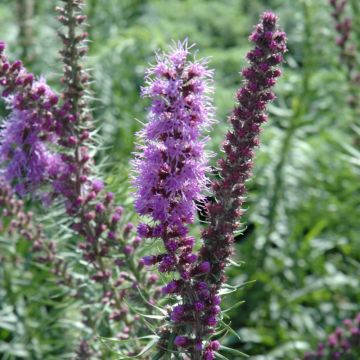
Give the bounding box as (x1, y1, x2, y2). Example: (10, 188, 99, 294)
(0, 0, 359, 359)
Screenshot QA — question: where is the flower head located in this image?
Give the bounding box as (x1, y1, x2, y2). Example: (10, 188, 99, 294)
(134, 41, 213, 239)
(133, 41, 214, 276)
(303, 313, 360, 359)
(0, 106, 61, 195)
(200, 11, 286, 289)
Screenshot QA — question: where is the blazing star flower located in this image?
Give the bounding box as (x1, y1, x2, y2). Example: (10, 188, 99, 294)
(0, 43, 63, 196)
(200, 10, 286, 289)
(134, 41, 213, 238)
(133, 40, 214, 275)
(182, 12, 286, 359)
(0, 106, 60, 195)
(134, 41, 216, 357)
(303, 313, 360, 359)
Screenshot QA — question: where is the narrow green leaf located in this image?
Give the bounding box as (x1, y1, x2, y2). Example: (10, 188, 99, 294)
(222, 300, 245, 313)
(220, 345, 249, 358)
(215, 351, 230, 360)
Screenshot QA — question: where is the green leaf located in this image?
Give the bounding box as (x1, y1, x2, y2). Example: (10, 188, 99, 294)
(219, 319, 242, 343)
(228, 259, 244, 268)
(215, 351, 230, 360)
(219, 345, 249, 358)
(222, 300, 245, 313)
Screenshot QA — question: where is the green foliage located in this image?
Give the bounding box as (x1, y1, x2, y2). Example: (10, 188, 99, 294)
(0, 0, 359, 359)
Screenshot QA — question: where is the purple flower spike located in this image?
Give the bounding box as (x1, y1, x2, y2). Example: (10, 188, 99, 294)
(200, 10, 286, 291)
(0, 99, 62, 195)
(133, 40, 214, 291)
(182, 11, 286, 357)
(134, 41, 213, 235)
(303, 312, 360, 359)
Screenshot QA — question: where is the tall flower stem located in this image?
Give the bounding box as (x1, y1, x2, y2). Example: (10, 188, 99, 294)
(135, 13, 286, 360)
(53, 4, 160, 357)
(303, 313, 360, 359)
(193, 12, 287, 359)
(1, 1, 156, 355)
(134, 41, 215, 359)
(56, 0, 149, 315)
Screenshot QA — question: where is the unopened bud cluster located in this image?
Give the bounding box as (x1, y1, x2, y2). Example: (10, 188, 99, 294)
(303, 313, 360, 360)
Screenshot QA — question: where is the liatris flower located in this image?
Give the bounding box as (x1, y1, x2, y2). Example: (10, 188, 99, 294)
(303, 313, 360, 360)
(134, 41, 215, 356)
(134, 41, 213, 240)
(0, 42, 59, 123)
(54, 1, 131, 281)
(53, 3, 159, 349)
(0, 42, 63, 196)
(175, 12, 285, 358)
(1, 6, 157, 351)
(200, 10, 286, 288)
(133, 41, 213, 275)
(0, 105, 62, 196)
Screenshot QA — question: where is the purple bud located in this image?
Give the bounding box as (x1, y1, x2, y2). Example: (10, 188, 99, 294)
(174, 336, 188, 347)
(133, 236, 142, 247)
(142, 255, 157, 266)
(211, 295, 221, 305)
(105, 192, 114, 203)
(195, 340, 203, 351)
(210, 305, 221, 315)
(162, 280, 179, 295)
(123, 245, 134, 255)
(111, 212, 122, 224)
(204, 350, 215, 360)
(171, 305, 185, 321)
(92, 179, 104, 193)
(84, 211, 95, 221)
(181, 270, 191, 280)
(210, 340, 220, 351)
(11, 60, 22, 71)
(197, 261, 211, 273)
(206, 316, 217, 327)
(148, 274, 159, 284)
(108, 231, 116, 240)
(137, 223, 150, 237)
(194, 302, 205, 311)
(123, 222, 134, 237)
(95, 203, 105, 213)
(182, 253, 198, 264)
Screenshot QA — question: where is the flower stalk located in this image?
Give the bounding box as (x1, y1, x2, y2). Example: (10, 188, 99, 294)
(193, 12, 286, 359)
(0, 1, 158, 356)
(303, 313, 360, 359)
